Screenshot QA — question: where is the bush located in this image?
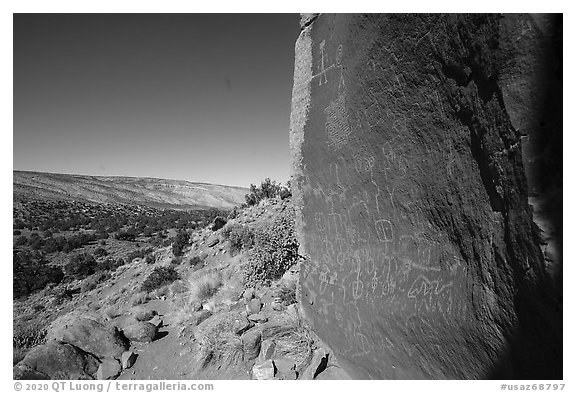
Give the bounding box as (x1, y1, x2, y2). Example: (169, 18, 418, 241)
(93, 247, 108, 258)
(64, 253, 96, 279)
(245, 178, 282, 206)
(116, 230, 136, 241)
(211, 216, 227, 231)
(189, 255, 204, 266)
(222, 223, 254, 254)
(15, 235, 27, 247)
(13, 251, 64, 298)
(141, 266, 180, 293)
(188, 271, 223, 304)
(145, 254, 156, 265)
(172, 231, 190, 257)
(243, 208, 299, 286)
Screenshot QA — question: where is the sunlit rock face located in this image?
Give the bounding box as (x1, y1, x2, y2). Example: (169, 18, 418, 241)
(290, 14, 562, 379)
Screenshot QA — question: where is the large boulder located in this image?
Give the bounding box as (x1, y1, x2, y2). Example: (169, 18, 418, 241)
(290, 13, 562, 379)
(122, 320, 158, 343)
(47, 314, 128, 360)
(96, 358, 122, 380)
(14, 341, 99, 380)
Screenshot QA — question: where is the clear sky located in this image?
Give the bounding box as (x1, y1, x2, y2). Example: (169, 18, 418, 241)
(13, 14, 301, 187)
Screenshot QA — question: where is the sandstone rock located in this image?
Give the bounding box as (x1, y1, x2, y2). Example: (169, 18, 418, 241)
(149, 315, 163, 328)
(122, 321, 158, 343)
(47, 314, 128, 360)
(207, 238, 219, 248)
(193, 310, 213, 326)
(121, 351, 137, 369)
(290, 13, 562, 379)
(232, 316, 253, 335)
(16, 340, 99, 380)
(314, 365, 352, 380)
(246, 298, 262, 315)
(300, 348, 328, 380)
(273, 357, 297, 380)
(257, 339, 276, 363)
(195, 310, 246, 342)
(13, 364, 49, 380)
(96, 358, 121, 380)
(242, 288, 255, 302)
(241, 329, 262, 361)
(247, 313, 268, 324)
(252, 359, 276, 380)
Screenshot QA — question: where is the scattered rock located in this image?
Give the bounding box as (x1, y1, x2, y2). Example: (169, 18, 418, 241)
(257, 339, 276, 363)
(193, 310, 213, 326)
(121, 351, 137, 369)
(248, 313, 269, 323)
(243, 288, 255, 302)
(241, 329, 262, 361)
(273, 357, 297, 380)
(252, 359, 276, 380)
(246, 298, 262, 315)
(301, 348, 328, 380)
(15, 340, 99, 380)
(207, 238, 219, 248)
(233, 317, 253, 335)
(122, 321, 158, 343)
(149, 315, 163, 328)
(47, 314, 128, 360)
(96, 358, 122, 380)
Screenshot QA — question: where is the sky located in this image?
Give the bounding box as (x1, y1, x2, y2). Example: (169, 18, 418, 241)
(13, 14, 301, 187)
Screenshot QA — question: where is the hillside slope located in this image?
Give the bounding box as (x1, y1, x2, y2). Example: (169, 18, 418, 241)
(13, 171, 248, 210)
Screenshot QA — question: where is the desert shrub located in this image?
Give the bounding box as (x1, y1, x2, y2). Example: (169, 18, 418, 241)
(116, 230, 136, 241)
(188, 271, 223, 304)
(126, 247, 153, 262)
(244, 178, 291, 206)
(130, 291, 148, 306)
(93, 247, 108, 258)
(211, 216, 227, 231)
(141, 266, 180, 293)
(145, 254, 156, 265)
(80, 271, 110, 292)
(243, 208, 299, 286)
(15, 235, 27, 247)
(277, 282, 297, 305)
(13, 318, 47, 349)
(221, 223, 254, 254)
(172, 230, 190, 257)
(189, 255, 203, 266)
(63, 253, 96, 279)
(13, 251, 64, 298)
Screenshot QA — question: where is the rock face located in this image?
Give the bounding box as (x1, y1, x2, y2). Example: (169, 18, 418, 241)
(290, 14, 562, 379)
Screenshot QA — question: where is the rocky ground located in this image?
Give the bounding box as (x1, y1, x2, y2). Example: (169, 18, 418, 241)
(14, 197, 349, 380)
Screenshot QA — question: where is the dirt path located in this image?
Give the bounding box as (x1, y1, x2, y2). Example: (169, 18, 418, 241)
(117, 300, 201, 380)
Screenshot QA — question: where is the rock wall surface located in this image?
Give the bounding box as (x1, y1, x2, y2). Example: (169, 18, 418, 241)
(290, 14, 562, 379)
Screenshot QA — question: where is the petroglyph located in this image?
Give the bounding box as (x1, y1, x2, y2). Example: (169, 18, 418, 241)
(325, 93, 352, 150)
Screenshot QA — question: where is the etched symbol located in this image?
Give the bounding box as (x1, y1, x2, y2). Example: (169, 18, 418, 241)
(325, 94, 352, 150)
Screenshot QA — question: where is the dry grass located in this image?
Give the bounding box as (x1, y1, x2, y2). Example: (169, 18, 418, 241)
(188, 271, 223, 304)
(130, 291, 148, 306)
(197, 331, 244, 369)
